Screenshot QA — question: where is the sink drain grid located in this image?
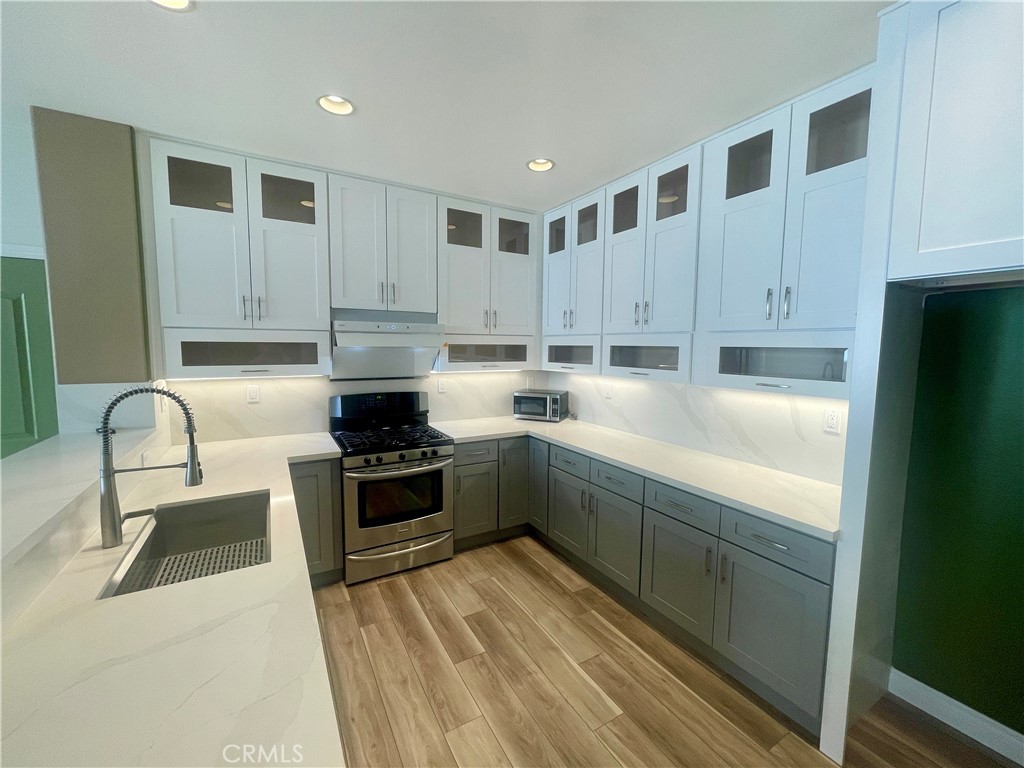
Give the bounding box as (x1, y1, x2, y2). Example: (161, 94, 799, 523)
(119, 538, 267, 594)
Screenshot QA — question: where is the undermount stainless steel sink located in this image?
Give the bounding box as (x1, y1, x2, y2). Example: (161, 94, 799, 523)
(100, 490, 272, 598)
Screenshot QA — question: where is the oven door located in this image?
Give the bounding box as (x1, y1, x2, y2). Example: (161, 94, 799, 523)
(513, 394, 552, 421)
(343, 457, 454, 553)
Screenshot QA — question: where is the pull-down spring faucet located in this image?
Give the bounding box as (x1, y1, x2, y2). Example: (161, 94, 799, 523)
(99, 386, 202, 548)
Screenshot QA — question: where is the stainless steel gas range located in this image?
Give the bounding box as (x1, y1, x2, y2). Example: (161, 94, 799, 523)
(328, 392, 454, 584)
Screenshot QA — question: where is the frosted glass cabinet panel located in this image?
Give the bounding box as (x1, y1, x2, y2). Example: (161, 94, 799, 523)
(447, 207, 484, 248)
(726, 130, 774, 199)
(888, 1, 1024, 280)
(806, 90, 871, 175)
(435, 334, 536, 372)
(166, 156, 235, 213)
(260, 174, 316, 224)
(655, 165, 689, 220)
(542, 335, 601, 373)
(601, 333, 691, 382)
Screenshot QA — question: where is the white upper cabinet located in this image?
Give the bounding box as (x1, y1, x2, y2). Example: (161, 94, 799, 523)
(603, 171, 649, 334)
(246, 159, 329, 331)
(490, 207, 537, 335)
(543, 205, 571, 334)
(440, 198, 491, 332)
(151, 140, 252, 329)
(569, 190, 605, 335)
(888, 1, 1023, 280)
(328, 174, 387, 310)
(781, 70, 872, 329)
(386, 186, 438, 313)
(602, 149, 701, 335)
(698, 107, 792, 331)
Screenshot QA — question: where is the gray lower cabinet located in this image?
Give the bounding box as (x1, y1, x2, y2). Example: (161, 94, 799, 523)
(713, 540, 831, 717)
(289, 460, 341, 575)
(527, 438, 549, 533)
(498, 438, 529, 528)
(588, 485, 642, 593)
(454, 462, 499, 539)
(548, 466, 590, 559)
(640, 509, 718, 645)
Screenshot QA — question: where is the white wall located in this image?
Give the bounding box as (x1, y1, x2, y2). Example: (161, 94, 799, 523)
(546, 373, 848, 485)
(0, 103, 45, 255)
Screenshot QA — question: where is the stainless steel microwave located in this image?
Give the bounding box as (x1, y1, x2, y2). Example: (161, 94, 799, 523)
(513, 389, 569, 422)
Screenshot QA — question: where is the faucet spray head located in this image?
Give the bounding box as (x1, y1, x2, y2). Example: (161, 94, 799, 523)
(184, 434, 203, 487)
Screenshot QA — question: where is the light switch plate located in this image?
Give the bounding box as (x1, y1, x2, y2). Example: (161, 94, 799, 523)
(246, 384, 260, 404)
(437, 377, 447, 394)
(824, 409, 842, 435)
(603, 382, 614, 400)
(526, 376, 535, 389)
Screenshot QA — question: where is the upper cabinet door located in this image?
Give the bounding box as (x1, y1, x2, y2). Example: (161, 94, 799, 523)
(151, 140, 252, 329)
(889, 1, 1023, 280)
(602, 171, 649, 335)
(386, 186, 438, 313)
(570, 190, 605, 335)
(247, 159, 329, 331)
(644, 146, 701, 333)
(490, 208, 537, 336)
(543, 206, 571, 335)
(441, 198, 490, 333)
(780, 70, 872, 330)
(328, 174, 387, 311)
(697, 108, 791, 331)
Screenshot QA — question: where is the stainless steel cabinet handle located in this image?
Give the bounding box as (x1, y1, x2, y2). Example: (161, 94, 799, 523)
(663, 498, 694, 516)
(705, 547, 712, 576)
(720, 553, 728, 584)
(559, 456, 577, 466)
(783, 286, 792, 320)
(391, 282, 397, 304)
(347, 532, 453, 561)
(346, 457, 453, 480)
(241, 294, 248, 320)
(634, 301, 640, 325)
(765, 288, 773, 320)
(240, 369, 270, 374)
(580, 488, 587, 511)
(560, 366, 574, 370)
(588, 493, 594, 515)
(380, 281, 385, 304)
(493, 310, 498, 328)
(604, 475, 624, 486)
(481, 364, 500, 368)
(257, 296, 263, 321)
(644, 301, 650, 325)
(484, 309, 489, 328)
(628, 371, 650, 376)
(750, 532, 790, 551)
(755, 382, 792, 389)
(464, 448, 489, 456)
(563, 309, 568, 329)
(569, 309, 575, 328)
(456, 476, 461, 494)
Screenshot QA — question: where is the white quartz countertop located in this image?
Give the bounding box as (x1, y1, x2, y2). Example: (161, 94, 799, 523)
(1, 433, 345, 768)
(431, 417, 841, 541)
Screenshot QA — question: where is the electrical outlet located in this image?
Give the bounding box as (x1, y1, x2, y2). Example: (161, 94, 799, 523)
(603, 381, 614, 400)
(526, 376, 535, 389)
(437, 377, 448, 394)
(824, 409, 842, 435)
(246, 384, 260, 404)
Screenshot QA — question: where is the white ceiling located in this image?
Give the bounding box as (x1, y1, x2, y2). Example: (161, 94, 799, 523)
(1, 1, 885, 212)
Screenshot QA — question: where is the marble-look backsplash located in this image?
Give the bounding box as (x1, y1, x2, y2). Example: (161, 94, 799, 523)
(546, 373, 848, 485)
(163, 372, 534, 443)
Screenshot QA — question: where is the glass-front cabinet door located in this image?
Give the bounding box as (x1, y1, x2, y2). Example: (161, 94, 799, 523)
(543, 206, 572, 335)
(602, 171, 649, 334)
(440, 198, 490, 333)
(780, 70, 872, 330)
(151, 139, 253, 329)
(490, 207, 537, 336)
(246, 159, 330, 331)
(697, 107, 792, 331)
(644, 145, 702, 333)
(569, 190, 605, 335)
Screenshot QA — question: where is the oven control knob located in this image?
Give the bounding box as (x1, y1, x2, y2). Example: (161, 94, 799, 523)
(420, 450, 428, 458)
(399, 452, 406, 461)
(430, 449, 438, 457)
(363, 457, 372, 466)
(375, 455, 384, 464)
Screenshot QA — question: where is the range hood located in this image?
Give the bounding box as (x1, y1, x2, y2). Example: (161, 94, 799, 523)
(330, 320, 443, 380)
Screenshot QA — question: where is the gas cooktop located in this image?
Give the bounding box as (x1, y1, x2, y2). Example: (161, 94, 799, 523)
(329, 423, 453, 456)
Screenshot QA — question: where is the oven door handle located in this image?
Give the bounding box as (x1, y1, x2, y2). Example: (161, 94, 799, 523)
(344, 457, 453, 480)
(347, 532, 453, 561)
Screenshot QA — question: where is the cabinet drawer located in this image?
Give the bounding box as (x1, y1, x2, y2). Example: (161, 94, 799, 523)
(454, 441, 499, 466)
(590, 460, 644, 503)
(720, 507, 834, 584)
(549, 445, 590, 480)
(643, 481, 721, 536)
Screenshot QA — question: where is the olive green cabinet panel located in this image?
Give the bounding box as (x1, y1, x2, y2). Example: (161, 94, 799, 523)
(548, 466, 589, 559)
(289, 460, 341, 575)
(455, 462, 499, 539)
(527, 438, 549, 533)
(498, 437, 529, 528)
(588, 485, 642, 594)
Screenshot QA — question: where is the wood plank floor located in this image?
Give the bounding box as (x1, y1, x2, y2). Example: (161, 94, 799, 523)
(315, 536, 1006, 768)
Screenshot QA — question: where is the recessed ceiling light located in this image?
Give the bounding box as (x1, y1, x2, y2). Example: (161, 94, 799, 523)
(527, 158, 555, 172)
(657, 194, 679, 204)
(150, 0, 194, 11)
(318, 95, 354, 115)
(215, 201, 232, 209)
(299, 200, 315, 208)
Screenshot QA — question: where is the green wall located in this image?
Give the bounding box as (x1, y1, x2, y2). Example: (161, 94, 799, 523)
(892, 286, 1023, 732)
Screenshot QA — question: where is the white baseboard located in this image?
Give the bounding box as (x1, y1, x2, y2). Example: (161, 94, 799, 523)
(888, 668, 1024, 764)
